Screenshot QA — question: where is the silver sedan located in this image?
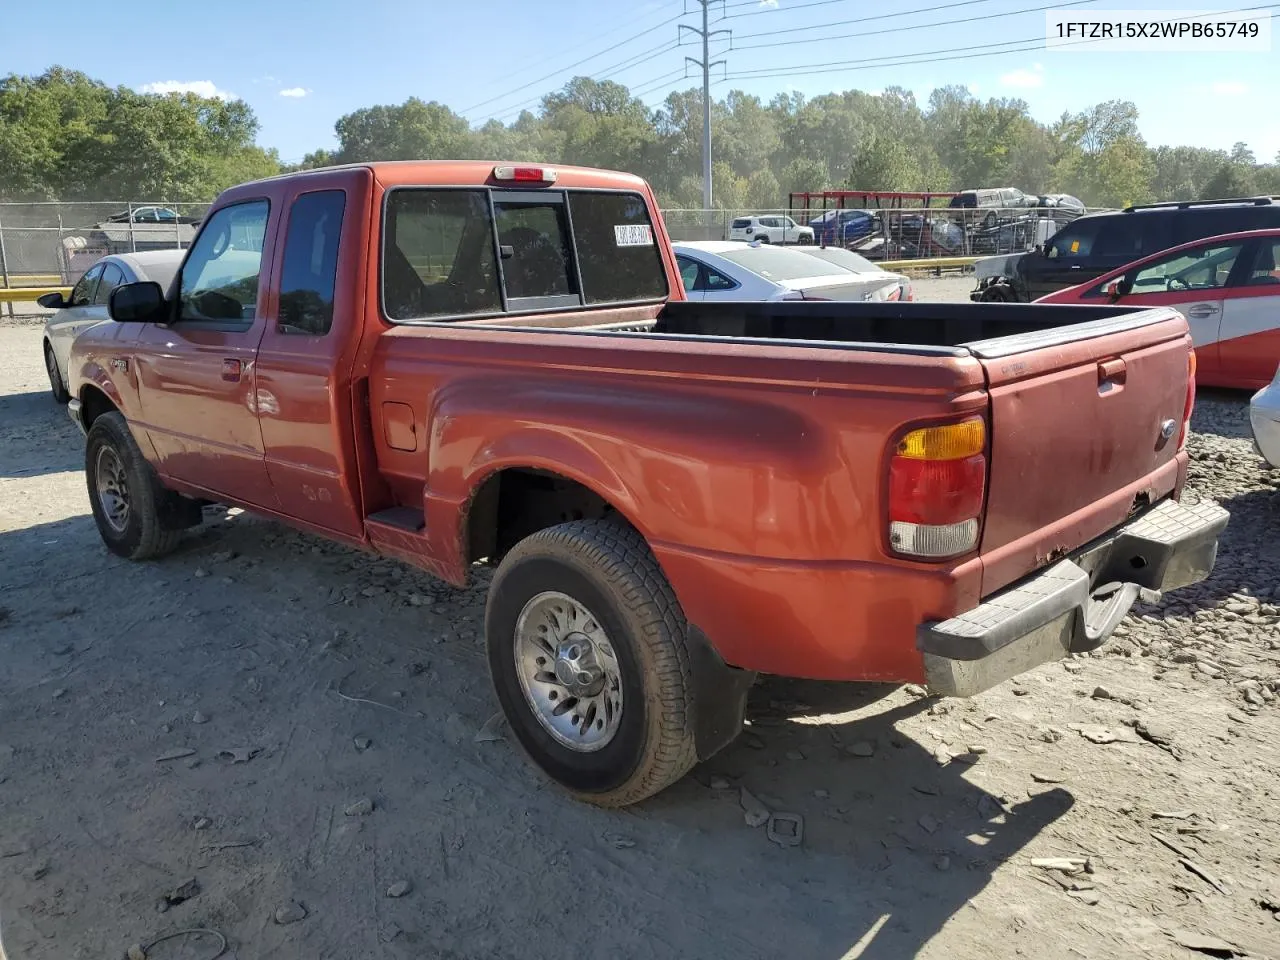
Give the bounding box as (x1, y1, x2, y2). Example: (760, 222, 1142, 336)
(39, 250, 183, 404)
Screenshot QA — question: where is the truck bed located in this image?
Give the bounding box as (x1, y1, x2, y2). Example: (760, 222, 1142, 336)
(650, 301, 1162, 357)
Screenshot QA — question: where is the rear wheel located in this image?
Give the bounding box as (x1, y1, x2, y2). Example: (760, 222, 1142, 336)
(85, 412, 189, 560)
(44, 342, 69, 404)
(979, 283, 1015, 303)
(485, 519, 697, 807)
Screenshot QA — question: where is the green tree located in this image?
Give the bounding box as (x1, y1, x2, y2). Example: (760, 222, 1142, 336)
(0, 67, 279, 201)
(332, 98, 472, 163)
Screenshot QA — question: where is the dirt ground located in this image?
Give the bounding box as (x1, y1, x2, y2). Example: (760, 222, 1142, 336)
(1, 284, 1278, 959)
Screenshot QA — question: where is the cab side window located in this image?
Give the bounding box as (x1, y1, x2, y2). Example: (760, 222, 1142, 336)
(1045, 220, 1101, 259)
(70, 263, 104, 306)
(178, 200, 270, 326)
(278, 191, 346, 335)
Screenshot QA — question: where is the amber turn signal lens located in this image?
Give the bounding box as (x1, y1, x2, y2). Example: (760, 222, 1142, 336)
(895, 418, 985, 461)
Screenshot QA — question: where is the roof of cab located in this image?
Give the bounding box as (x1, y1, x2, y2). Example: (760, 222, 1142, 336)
(219, 160, 650, 197)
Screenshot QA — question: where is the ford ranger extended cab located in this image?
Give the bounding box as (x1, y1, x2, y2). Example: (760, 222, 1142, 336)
(66, 161, 1229, 807)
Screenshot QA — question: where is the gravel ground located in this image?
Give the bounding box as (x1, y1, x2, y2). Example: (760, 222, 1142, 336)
(1, 299, 1278, 960)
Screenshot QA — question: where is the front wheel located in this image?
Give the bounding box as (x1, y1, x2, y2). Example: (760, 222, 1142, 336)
(485, 519, 697, 807)
(44, 342, 70, 404)
(797, 234, 813, 245)
(85, 412, 188, 560)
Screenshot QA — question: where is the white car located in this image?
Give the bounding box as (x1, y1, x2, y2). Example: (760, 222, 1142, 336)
(791, 245, 913, 301)
(727, 215, 814, 246)
(673, 240, 907, 302)
(1251, 364, 1280, 467)
(39, 250, 184, 404)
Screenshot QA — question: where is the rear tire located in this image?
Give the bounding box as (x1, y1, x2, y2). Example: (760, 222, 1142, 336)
(485, 519, 697, 807)
(44, 342, 70, 404)
(85, 412, 186, 560)
(979, 284, 1015, 303)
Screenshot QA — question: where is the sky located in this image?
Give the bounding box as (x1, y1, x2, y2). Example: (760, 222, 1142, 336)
(5, 0, 1278, 166)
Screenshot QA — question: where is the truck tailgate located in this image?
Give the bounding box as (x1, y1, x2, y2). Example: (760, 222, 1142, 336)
(971, 309, 1193, 595)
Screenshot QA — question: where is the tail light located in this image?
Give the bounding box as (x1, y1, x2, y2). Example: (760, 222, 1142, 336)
(888, 417, 987, 559)
(1178, 348, 1196, 449)
(492, 165, 557, 184)
(885, 285, 902, 301)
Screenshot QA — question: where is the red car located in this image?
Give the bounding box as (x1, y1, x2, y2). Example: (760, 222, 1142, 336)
(1038, 228, 1280, 389)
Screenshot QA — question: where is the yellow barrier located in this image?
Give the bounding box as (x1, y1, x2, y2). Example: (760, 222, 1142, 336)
(0, 286, 71, 304)
(0, 274, 64, 288)
(878, 256, 980, 272)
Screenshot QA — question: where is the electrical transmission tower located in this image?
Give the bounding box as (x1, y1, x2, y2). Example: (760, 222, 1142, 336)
(679, 1, 729, 209)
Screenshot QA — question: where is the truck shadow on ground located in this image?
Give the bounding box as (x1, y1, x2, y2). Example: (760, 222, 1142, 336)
(0, 512, 1078, 960)
(0, 389, 81, 479)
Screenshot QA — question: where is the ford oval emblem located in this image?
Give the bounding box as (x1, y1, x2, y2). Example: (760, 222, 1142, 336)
(1159, 418, 1177, 440)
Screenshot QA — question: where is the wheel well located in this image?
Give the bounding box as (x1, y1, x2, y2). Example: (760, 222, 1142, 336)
(79, 385, 117, 428)
(466, 468, 618, 564)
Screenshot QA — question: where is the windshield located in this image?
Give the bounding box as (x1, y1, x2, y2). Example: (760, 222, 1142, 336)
(717, 244, 853, 281)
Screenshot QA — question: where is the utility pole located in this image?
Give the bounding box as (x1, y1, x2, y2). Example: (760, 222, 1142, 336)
(680, 1, 729, 210)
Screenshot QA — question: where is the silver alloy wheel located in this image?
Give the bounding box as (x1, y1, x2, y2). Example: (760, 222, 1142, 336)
(95, 446, 131, 533)
(45, 346, 58, 383)
(514, 591, 623, 752)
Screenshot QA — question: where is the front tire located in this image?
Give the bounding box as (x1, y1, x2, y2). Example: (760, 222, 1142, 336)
(85, 412, 185, 560)
(44, 342, 70, 404)
(485, 519, 697, 807)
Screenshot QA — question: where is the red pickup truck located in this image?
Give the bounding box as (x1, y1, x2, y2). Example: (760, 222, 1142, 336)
(66, 161, 1228, 806)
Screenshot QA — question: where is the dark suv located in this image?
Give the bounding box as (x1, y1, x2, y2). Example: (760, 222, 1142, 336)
(971, 197, 1280, 302)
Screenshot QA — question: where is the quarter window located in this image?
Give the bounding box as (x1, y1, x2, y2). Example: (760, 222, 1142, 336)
(70, 263, 104, 306)
(179, 200, 269, 324)
(279, 190, 346, 335)
(94, 263, 125, 305)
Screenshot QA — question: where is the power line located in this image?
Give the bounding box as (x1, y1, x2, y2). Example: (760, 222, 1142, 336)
(722, 0, 1004, 26)
(732, 0, 1101, 48)
(723, 6, 1278, 82)
(459, 2, 685, 116)
(486, 41, 686, 124)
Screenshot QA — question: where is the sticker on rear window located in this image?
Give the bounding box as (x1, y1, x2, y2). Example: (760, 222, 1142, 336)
(614, 224, 653, 247)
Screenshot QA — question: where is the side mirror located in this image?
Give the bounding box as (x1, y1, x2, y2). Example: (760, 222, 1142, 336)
(108, 281, 166, 323)
(37, 291, 70, 310)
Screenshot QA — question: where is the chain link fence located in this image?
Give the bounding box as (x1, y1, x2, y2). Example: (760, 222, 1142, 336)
(661, 205, 1097, 260)
(0, 202, 210, 294)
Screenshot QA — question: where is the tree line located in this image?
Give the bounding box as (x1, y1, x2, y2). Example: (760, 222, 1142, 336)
(4, 67, 1278, 211)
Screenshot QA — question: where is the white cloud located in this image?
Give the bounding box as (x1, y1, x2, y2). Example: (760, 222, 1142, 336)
(999, 63, 1044, 89)
(279, 87, 311, 98)
(758, 0, 778, 7)
(1210, 80, 1248, 96)
(253, 75, 278, 85)
(967, 82, 981, 94)
(139, 80, 235, 100)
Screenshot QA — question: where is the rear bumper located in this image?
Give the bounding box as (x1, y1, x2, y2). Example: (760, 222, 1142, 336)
(917, 497, 1229, 697)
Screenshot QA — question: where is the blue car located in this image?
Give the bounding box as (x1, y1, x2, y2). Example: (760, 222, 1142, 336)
(808, 208, 877, 246)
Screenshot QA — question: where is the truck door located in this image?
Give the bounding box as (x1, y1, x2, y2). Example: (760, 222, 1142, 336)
(253, 177, 368, 538)
(134, 198, 277, 508)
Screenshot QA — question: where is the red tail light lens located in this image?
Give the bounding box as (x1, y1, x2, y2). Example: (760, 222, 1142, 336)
(492, 165, 558, 183)
(885, 285, 902, 302)
(1179, 348, 1196, 449)
(888, 417, 987, 559)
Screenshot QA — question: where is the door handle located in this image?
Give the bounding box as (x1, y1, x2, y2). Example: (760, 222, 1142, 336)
(1098, 357, 1127, 389)
(221, 359, 242, 382)
(1070, 264, 1082, 270)
(1187, 304, 1220, 318)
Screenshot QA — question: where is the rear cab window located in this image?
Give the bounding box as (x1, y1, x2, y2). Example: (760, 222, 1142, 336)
(382, 187, 668, 323)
